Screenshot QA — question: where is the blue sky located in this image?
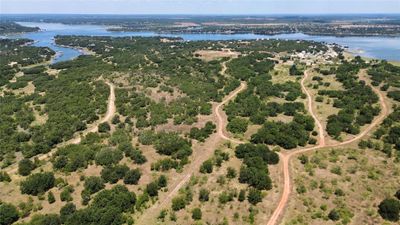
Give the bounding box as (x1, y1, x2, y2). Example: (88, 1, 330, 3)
(1, 0, 399, 14)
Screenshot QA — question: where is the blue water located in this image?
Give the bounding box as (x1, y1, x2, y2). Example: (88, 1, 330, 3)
(8, 22, 400, 63)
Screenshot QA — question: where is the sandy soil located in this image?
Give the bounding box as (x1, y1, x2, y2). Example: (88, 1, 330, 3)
(266, 68, 389, 225)
(194, 49, 239, 61)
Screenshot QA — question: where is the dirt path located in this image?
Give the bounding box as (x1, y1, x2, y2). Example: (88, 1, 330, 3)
(220, 60, 229, 76)
(267, 69, 388, 225)
(6, 82, 116, 174)
(216, 82, 247, 145)
(136, 82, 246, 225)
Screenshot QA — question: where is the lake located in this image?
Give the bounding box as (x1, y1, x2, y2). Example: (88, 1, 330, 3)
(8, 22, 400, 63)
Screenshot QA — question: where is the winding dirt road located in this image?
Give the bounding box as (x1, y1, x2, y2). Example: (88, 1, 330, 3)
(267, 69, 388, 225)
(136, 81, 246, 225)
(6, 81, 116, 174)
(216, 82, 247, 145)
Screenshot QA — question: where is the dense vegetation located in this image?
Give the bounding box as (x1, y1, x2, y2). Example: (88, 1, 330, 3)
(359, 106, 400, 159)
(235, 144, 279, 204)
(0, 41, 110, 167)
(20, 172, 55, 196)
(0, 21, 39, 35)
(318, 58, 380, 139)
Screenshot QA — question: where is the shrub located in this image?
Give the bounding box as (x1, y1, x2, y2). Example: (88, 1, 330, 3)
(158, 209, 167, 221)
(25, 214, 61, 225)
(153, 132, 192, 159)
(298, 155, 309, 164)
(218, 191, 234, 204)
(125, 148, 147, 164)
(199, 159, 213, 173)
(123, 169, 142, 185)
(151, 158, 179, 171)
(247, 188, 263, 205)
(18, 158, 35, 176)
(157, 175, 167, 188)
(199, 188, 210, 202)
(52, 144, 95, 172)
(239, 166, 272, 190)
(60, 203, 76, 222)
(98, 122, 110, 133)
(395, 189, 400, 200)
(189, 121, 216, 142)
(84, 176, 105, 194)
(226, 167, 237, 179)
(146, 182, 159, 197)
(101, 165, 129, 183)
(330, 166, 342, 175)
(172, 196, 187, 211)
(63, 185, 135, 224)
(235, 144, 279, 165)
(0, 172, 11, 182)
(192, 208, 202, 220)
(0, 203, 19, 225)
(227, 117, 248, 134)
(238, 189, 246, 202)
(328, 209, 340, 221)
(48, 191, 56, 204)
(20, 172, 55, 195)
(60, 186, 74, 202)
(81, 190, 91, 206)
(95, 149, 123, 166)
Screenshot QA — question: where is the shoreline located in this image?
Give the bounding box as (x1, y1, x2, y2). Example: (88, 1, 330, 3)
(344, 49, 400, 64)
(110, 29, 400, 38)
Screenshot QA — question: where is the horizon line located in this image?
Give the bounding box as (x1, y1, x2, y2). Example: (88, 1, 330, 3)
(2, 13, 400, 16)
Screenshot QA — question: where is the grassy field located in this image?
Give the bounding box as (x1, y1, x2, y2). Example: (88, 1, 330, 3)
(282, 147, 400, 225)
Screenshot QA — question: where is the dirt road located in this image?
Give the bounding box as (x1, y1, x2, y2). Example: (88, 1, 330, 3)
(266, 70, 388, 225)
(136, 82, 246, 224)
(216, 82, 247, 145)
(6, 81, 116, 174)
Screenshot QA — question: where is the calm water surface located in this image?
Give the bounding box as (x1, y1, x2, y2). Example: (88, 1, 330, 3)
(9, 22, 400, 63)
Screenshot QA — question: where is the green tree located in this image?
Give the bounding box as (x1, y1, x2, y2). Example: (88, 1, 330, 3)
(227, 117, 248, 134)
(23, 214, 61, 225)
(378, 198, 400, 221)
(247, 188, 263, 205)
(157, 175, 167, 188)
(146, 182, 159, 197)
(60, 203, 76, 223)
(84, 176, 105, 194)
(0, 203, 19, 225)
(20, 172, 55, 195)
(60, 186, 74, 202)
(199, 159, 213, 174)
(95, 149, 123, 166)
(123, 169, 141, 185)
(18, 158, 35, 176)
(98, 122, 111, 133)
(172, 196, 186, 211)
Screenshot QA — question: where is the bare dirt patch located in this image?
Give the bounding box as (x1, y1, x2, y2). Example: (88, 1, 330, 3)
(194, 50, 240, 62)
